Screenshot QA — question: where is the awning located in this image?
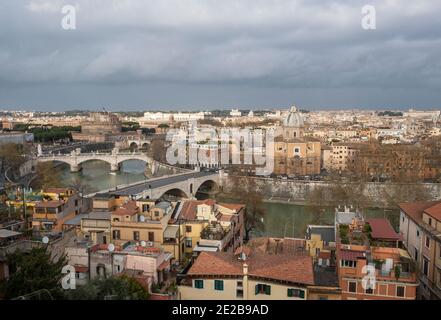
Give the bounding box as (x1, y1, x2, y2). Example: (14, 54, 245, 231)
(0, 229, 22, 239)
(163, 225, 179, 238)
(398, 249, 412, 260)
(193, 245, 219, 252)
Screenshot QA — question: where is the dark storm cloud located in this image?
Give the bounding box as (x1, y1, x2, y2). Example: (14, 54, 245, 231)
(0, 0, 441, 110)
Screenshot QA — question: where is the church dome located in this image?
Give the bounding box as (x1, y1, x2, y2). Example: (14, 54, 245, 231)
(283, 106, 304, 127)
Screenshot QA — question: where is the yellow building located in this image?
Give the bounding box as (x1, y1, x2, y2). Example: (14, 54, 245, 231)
(110, 200, 173, 249)
(177, 199, 244, 257)
(178, 249, 314, 300)
(274, 106, 321, 176)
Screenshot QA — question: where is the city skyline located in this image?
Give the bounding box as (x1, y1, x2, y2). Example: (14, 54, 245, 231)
(1, 1, 441, 110)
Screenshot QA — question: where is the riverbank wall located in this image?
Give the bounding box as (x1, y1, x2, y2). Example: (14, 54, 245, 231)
(221, 175, 441, 207)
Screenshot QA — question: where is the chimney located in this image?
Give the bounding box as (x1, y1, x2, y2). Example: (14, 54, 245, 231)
(243, 263, 248, 276)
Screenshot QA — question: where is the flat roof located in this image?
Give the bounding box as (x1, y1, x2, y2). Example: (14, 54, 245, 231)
(63, 214, 88, 226)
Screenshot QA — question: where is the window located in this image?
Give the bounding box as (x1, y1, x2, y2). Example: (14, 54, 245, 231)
(236, 289, 243, 298)
(142, 204, 149, 212)
(429, 218, 433, 226)
(414, 248, 419, 261)
(237, 281, 243, 288)
(417, 230, 420, 237)
(341, 260, 357, 268)
(294, 148, 300, 153)
(425, 236, 430, 249)
(287, 288, 305, 298)
(214, 280, 224, 291)
(423, 257, 430, 277)
(185, 238, 192, 248)
(133, 231, 140, 241)
(148, 232, 155, 242)
(112, 230, 120, 240)
(365, 287, 374, 295)
(348, 281, 357, 293)
(255, 284, 271, 295)
(194, 279, 204, 289)
(396, 286, 405, 297)
(186, 226, 192, 233)
(74, 199, 79, 207)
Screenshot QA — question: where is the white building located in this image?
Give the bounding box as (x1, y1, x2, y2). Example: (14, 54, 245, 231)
(230, 109, 242, 117)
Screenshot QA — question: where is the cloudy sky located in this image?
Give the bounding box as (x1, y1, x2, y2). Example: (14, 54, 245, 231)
(0, 0, 441, 111)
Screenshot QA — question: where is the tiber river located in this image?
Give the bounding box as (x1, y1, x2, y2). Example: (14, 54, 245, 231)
(59, 160, 400, 238)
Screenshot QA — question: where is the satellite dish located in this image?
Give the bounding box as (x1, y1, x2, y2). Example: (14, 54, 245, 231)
(139, 215, 145, 222)
(140, 241, 147, 247)
(42, 236, 49, 244)
(108, 244, 115, 252)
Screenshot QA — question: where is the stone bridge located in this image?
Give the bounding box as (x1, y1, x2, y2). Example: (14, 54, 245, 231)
(89, 170, 222, 200)
(36, 148, 154, 172)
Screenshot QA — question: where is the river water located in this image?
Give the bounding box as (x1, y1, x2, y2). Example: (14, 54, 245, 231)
(59, 160, 399, 238)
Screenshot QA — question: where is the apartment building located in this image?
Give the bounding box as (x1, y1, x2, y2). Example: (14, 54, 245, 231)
(399, 201, 441, 299)
(329, 143, 358, 172)
(31, 188, 86, 234)
(177, 199, 244, 256)
(110, 200, 172, 249)
(336, 216, 418, 300)
(178, 247, 314, 300)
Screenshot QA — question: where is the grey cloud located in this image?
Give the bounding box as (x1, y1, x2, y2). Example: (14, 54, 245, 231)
(0, 0, 441, 110)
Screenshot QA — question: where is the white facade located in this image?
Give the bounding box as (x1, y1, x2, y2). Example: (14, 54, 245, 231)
(399, 210, 423, 264)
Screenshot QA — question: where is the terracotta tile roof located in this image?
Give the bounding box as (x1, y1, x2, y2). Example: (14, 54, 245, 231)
(398, 201, 441, 223)
(366, 218, 401, 241)
(234, 246, 252, 257)
(74, 265, 89, 273)
(318, 251, 331, 259)
(179, 200, 243, 222)
(44, 188, 71, 194)
(187, 251, 314, 285)
(157, 260, 170, 271)
(216, 213, 234, 222)
(35, 200, 64, 208)
(339, 250, 365, 261)
(188, 252, 243, 277)
(113, 200, 139, 216)
(423, 203, 441, 221)
(179, 199, 215, 220)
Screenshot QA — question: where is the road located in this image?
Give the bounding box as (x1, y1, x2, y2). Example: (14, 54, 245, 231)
(108, 171, 216, 196)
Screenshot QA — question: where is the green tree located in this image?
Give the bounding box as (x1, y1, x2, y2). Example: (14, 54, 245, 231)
(0, 248, 67, 299)
(64, 275, 149, 300)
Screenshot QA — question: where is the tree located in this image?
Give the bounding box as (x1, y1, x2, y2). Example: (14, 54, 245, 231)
(69, 177, 91, 196)
(0, 143, 26, 170)
(64, 275, 149, 300)
(223, 169, 265, 241)
(0, 248, 67, 299)
(32, 162, 63, 190)
(305, 186, 328, 225)
(149, 138, 167, 162)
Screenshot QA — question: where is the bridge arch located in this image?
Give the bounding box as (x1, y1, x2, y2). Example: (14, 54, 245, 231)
(116, 157, 150, 166)
(194, 179, 220, 196)
(129, 142, 138, 152)
(76, 158, 112, 167)
(158, 188, 189, 200)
